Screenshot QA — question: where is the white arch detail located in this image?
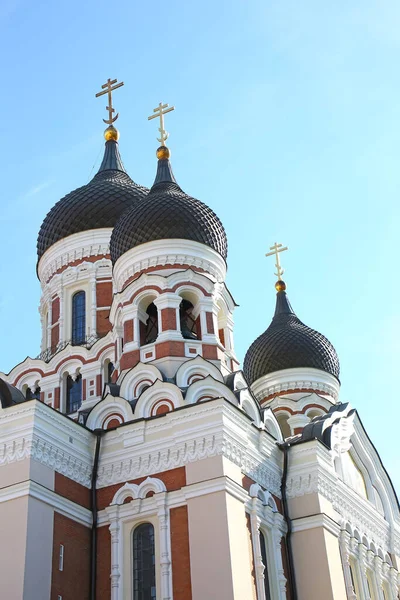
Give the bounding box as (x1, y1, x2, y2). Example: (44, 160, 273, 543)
(134, 380, 184, 418)
(119, 362, 163, 400)
(185, 375, 238, 405)
(111, 477, 167, 505)
(86, 394, 133, 430)
(176, 356, 223, 388)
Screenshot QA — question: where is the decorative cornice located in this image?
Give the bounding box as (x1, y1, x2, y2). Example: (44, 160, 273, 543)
(113, 238, 227, 292)
(38, 228, 112, 283)
(252, 367, 340, 403)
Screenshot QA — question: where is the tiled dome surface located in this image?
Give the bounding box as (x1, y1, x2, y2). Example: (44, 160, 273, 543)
(110, 180, 227, 263)
(243, 292, 340, 386)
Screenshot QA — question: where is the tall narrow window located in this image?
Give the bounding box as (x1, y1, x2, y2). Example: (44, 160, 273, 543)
(66, 375, 82, 414)
(180, 299, 198, 339)
(107, 361, 114, 383)
(144, 303, 158, 344)
(259, 531, 272, 600)
(133, 523, 156, 600)
(72, 291, 86, 344)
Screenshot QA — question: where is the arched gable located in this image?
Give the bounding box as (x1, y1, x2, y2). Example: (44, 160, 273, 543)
(185, 375, 238, 406)
(175, 356, 223, 388)
(119, 362, 163, 401)
(86, 394, 133, 430)
(134, 380, 184, 418)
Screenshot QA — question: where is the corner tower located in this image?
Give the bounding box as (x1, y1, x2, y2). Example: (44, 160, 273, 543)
(36, 80, 148, 361)
(243, 243, 340, 437)
(108, 102, 238, 379)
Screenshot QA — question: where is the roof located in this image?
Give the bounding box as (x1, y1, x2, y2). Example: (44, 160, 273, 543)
(243, 287, 340, 385)
(110, 157, 228, 263)
(37, 140, 148, 262)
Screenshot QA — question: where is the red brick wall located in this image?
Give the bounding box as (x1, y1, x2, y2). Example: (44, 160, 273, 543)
(52, 297, 60, 324)
(202, 344, 218, 359)
(155, 341, 185, 359)
(96, 281, 112, 307)
(51, 512, 90, 600)
(170, 506, 192, 600)
(55, 473, 91, 509)
(206, 312, 214, 334)
(219, 328, 225, 346)
(120, 348, 140, 371)
(54, 386, 60, 410)
(161, 308, 177, 331)
(51, 324, 60, 348)
(97, 525, 111, 600)
(124, 319, 134, 342)
(97, 309, 112, 335)
(97, 467, 186, 511)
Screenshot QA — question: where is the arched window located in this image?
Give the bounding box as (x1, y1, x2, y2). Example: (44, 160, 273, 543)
(132, 523, 156, 600)
(107, 361, 114, 383)
(259, 531, 271, 600)
(180, 299, 198, 339)
(144, 303, 158, 345)
(277, 413, 291, 439)
(72, 291, 86, 344)
(26, 386, 41, 401)
(66, 374, 82, 414)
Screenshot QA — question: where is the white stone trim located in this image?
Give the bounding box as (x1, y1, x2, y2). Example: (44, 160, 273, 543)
(113, 238, 227, 292)
(251, 367, 340, 403)
(38, 228, 112, 283)
(0, 480, 92, 526)
(105, 478, 172, 600)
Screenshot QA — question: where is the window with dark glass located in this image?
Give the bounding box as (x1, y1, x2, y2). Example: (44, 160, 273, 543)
(26, 386, 41, 400)
(72, 291, 86, 344)
(259, 531, 272, 600)
(144, 303, 158, 344)
(107, 361, 114, 383)
(133, 523, 156, 600)
(179, 299, 198, 340)
(66, 375, 82, 414)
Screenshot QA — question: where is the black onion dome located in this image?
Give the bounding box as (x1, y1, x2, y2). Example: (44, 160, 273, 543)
(243, 286, 340, 386)
(37, 139, 148, 261)
(110, 154, 227, 264)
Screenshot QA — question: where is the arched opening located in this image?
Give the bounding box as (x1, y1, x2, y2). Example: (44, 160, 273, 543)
(259, 530, 272, 600)
(276, 413, 291, 439)
(180, 299, 198, 340)
(107, 361, 114, 383)
(307, 409, 324, 420)
(66, 374, 82, 414)
(141, 302, 159, 345)
(26, 386, 41, 401)
(72, 291, 86, 345)
(132, 523, 156, 600)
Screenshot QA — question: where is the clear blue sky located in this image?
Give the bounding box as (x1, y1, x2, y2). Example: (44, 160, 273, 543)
(0, 0, 399, 493)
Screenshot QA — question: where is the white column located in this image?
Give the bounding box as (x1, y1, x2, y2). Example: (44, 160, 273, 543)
(91, 277, 97, 336)
(106, 508, 121, 600)
(156, 493, 172, 600)
(249, 499, 266, 600)
(153, 293, 183, 342)
(339, 531, 357, 600)
(358, 543, 372, 600)
(47, 300, 52, 349)
(272, 515, 288, 600)
(389, 567, 399, 600)
(59, 291, 64, 342)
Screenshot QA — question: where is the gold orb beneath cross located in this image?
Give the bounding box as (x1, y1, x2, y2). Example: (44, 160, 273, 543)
(104, 126, 119, 141)
(156, 146, 170, 160)
(275, 280, 286, 292)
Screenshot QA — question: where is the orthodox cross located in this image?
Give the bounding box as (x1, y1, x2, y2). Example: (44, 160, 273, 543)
(148, 102, 175, 146)
(95, 78, 124, 124)
(265, 242, 288, 280)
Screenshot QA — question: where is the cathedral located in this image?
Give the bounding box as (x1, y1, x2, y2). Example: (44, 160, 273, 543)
(0, 79, 399, 600)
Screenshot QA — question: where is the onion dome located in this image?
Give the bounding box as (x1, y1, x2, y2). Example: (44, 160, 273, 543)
(243, 280, 340, 386)
(37, 126, 148, 261)
(110, 146, 227, 264)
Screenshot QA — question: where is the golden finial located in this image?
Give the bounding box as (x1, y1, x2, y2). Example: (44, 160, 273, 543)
(96, 78, 124, 139)
(265, 242, 289, 288)
(148, 101, 175, 155)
